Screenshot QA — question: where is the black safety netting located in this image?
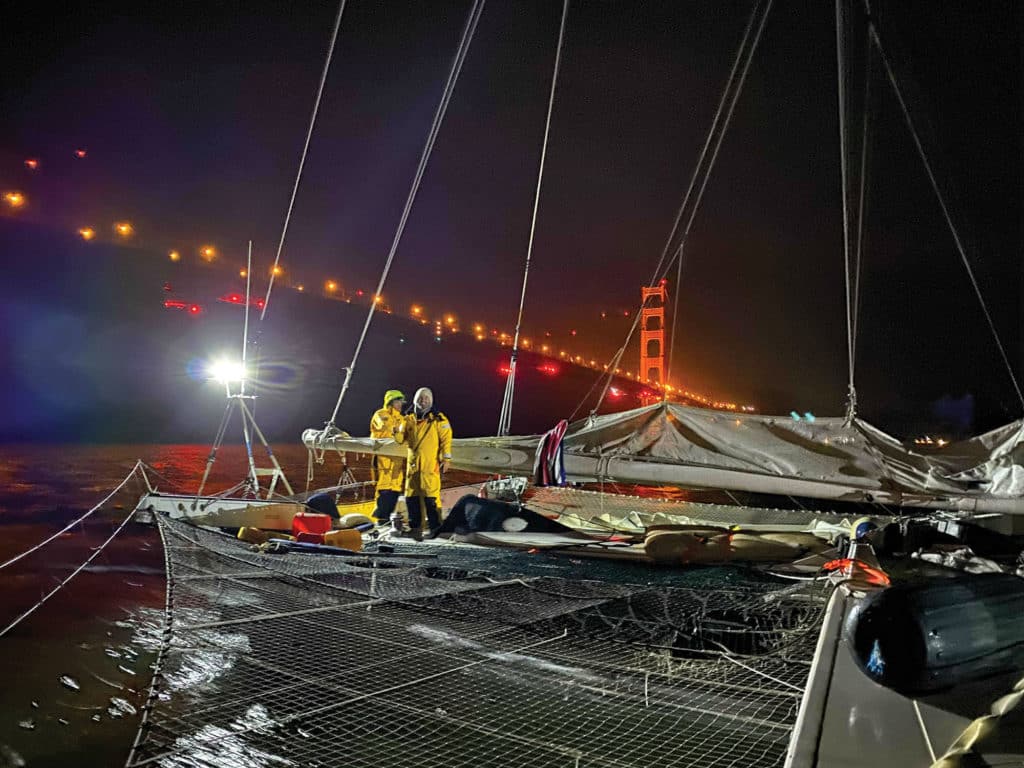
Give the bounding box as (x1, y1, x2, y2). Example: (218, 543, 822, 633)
(125, 516, 832, 768)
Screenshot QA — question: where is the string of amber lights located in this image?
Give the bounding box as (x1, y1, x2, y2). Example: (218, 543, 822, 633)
(5, 146, 751, 410)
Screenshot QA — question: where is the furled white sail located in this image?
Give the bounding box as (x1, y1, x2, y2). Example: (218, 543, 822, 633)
(303, 402, 1024, 514)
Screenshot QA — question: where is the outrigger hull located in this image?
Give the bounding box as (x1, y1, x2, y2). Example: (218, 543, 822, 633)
(133, 492, 304, 529)
(134, 484, 482, 529)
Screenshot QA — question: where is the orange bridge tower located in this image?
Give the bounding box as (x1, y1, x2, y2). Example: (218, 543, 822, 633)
(640, 281, 667, 384)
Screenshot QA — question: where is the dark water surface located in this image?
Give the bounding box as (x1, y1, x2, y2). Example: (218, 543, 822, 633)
(0, 445, 716, 767)
(0, 443, 369, 768)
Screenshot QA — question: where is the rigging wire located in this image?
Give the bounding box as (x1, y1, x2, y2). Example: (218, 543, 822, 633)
(583, 0, 775, 419)
(864, 5, 1024, 413)
(245, 0, 347, 428)
(0, 461, 144, 572)
(260, 0, 348, 323)
(326, 0, 487, 428)
(851, 28, 873, 376)
(240, 240, 259, 490)
(665, 242, 685, 392)
(497, 0, 570, 437)
(835, 0, 857, 422)
(0, 472, 142, 638)
(647, 0, 765, 307)
(569, 0, 769, 422)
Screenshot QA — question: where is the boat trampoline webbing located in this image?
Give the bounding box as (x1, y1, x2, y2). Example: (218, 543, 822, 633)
(125, 515, 833, 768)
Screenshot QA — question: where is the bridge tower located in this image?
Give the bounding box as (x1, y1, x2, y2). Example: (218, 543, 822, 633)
(640, 280, 667, 385)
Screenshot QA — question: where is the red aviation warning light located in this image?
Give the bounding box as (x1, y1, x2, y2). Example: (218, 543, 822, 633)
(74, 148, 87, 159)
(218, 292, 264, 309)
(163, 299, 203, 316)
(24, 158, 39, 170)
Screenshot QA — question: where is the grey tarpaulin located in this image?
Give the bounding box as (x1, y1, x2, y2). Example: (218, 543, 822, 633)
(304, 403, 1024, 514)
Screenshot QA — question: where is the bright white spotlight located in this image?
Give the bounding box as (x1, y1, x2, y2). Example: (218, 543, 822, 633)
(208, 359, 246, 383)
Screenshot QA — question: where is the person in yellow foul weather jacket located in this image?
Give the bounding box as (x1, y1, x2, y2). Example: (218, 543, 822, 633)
(395, 387, 451, 540)
(369, 389, 406, 526)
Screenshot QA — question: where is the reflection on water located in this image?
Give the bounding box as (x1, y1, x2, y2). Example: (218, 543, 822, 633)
(158, 704, 296, 768)
(0, 444, 350, 768)
(157, 607, 252, 694)
(130, 608, 297, 768)
(0, 444, 377, 523)
(0, 444, 703, 767)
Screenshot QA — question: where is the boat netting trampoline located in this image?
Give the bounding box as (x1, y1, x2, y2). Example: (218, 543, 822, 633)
(126, 515, 832, 768)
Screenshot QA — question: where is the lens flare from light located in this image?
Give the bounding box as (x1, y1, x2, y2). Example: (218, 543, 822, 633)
(208, 359, 246, 383)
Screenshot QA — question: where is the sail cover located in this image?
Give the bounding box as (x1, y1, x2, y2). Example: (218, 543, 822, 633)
(304, 403, 1024, 514)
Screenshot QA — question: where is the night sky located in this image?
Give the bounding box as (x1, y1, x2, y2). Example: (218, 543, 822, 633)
(1, 0, 1021, 437)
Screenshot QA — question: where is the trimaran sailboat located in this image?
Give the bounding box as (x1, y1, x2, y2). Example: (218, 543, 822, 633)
(81, 0, 1024, 764)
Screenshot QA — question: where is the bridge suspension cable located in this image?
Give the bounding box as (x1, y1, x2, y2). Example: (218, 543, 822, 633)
(864, 1, 1024, 414)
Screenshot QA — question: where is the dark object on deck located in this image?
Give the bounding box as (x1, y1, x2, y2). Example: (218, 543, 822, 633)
(434, 495, 575, 537)
(268, 538, 358, 555)
(267, 538, 436, 559)
(846, 573, 1024, 695)
(306, 492, 340, 519)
